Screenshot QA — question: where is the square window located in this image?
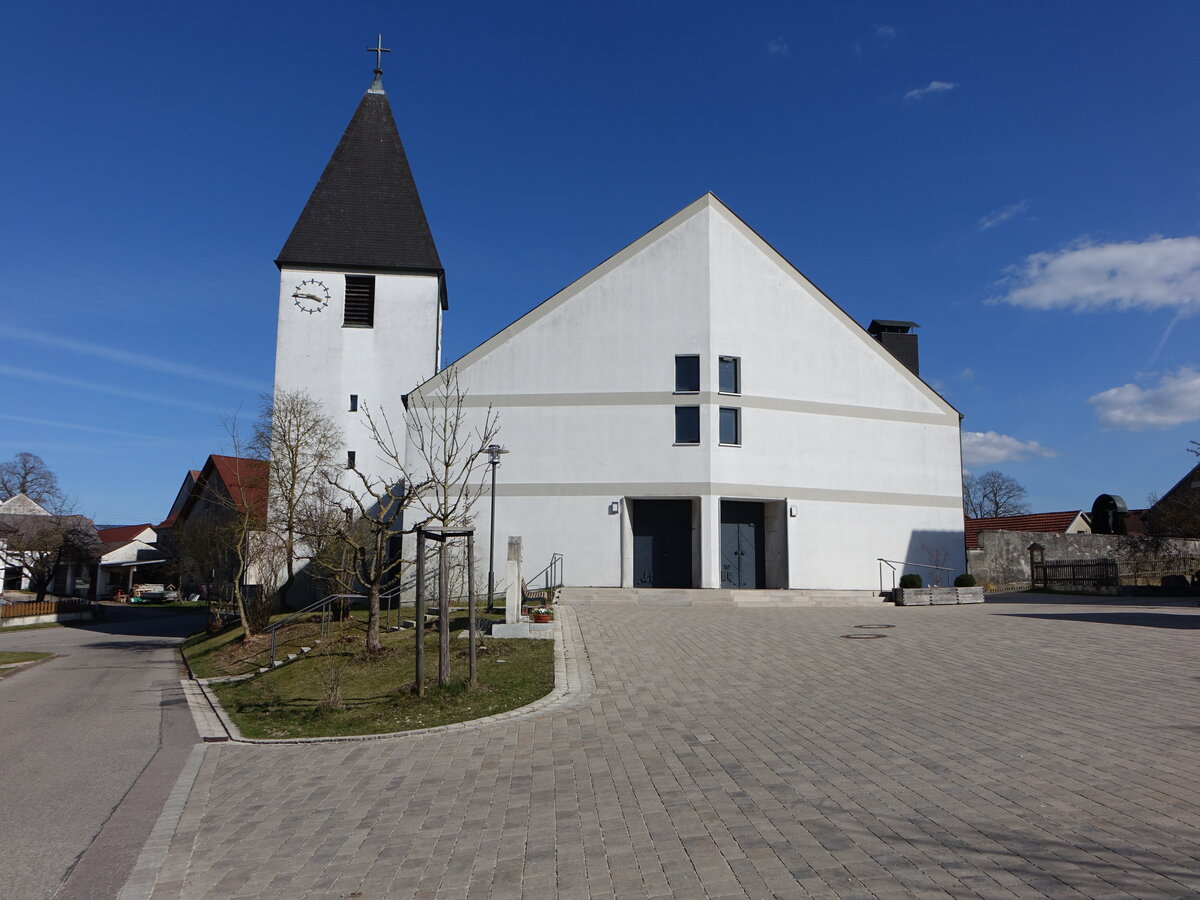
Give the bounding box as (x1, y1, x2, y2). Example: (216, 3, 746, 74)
(675, 355, 700, 393)
(349, 394, 358, 412)
(719, 356, 740, 394)
(675, 406, 700, 444)
(719, 407, 740, 445)
(343, 275, 375, 328)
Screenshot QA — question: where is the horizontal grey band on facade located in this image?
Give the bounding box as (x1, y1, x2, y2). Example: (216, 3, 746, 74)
(452, 391, 956, 426)
(485, 482, 962, 508)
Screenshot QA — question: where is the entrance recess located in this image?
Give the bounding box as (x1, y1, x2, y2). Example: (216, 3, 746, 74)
(721, 500, 765, 588)
(631, 500, 693, 588)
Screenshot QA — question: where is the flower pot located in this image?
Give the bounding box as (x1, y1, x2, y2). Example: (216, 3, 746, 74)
(532, 613, 552, 624)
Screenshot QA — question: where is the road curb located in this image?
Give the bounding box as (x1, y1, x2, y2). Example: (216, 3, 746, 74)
(181, 605, 593, 745)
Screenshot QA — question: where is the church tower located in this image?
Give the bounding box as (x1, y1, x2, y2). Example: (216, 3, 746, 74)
(273, 44, 445, 489)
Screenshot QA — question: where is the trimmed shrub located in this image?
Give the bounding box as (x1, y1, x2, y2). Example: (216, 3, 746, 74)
(954, 573, 977, 587)
(898, 573, 923, 589)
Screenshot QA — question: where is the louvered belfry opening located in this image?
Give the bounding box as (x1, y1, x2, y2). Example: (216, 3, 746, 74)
(344, 275, 376, 327)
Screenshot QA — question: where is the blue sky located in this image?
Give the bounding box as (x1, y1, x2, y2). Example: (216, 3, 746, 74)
(2, 1, 1198, 525)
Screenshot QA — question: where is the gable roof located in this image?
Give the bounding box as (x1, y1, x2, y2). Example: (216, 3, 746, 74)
(177, 455, 268, 525)
(0, 493, 50, 516)
(276, 82, 443, 281)
(97, 524, 155, 544)
(411, 193, 959, 418)
(965, 511, 1088, 549)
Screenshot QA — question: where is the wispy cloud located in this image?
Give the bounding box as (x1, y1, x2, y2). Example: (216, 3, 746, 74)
(904, 80, 957, 102)
(855, 23, 898, 58)
(765, 36, 789, 56)
(1088, 367, 1200, 430)
(978, 199, 1031, 231)
(962, 431, 1056, 466)
(0, 414, 173, 443)
(989, 236, 1200, 314)
(0, 324, 269, 393)
(0, 364, 224, 414)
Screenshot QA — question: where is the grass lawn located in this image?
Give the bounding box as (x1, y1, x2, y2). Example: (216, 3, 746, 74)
(0, 650, 54, 678)
(185, 609, 556, 739)
(0, 651, 54, 665)
(0, 622, 64, 633)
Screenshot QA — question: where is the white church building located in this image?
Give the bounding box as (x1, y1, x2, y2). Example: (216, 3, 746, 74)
(273, 64, 966, 594)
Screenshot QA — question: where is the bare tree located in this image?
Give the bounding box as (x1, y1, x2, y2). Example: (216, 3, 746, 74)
(963, 470, 1030, 518)
(330, 367, 499, 663)
(0, 452, 63, 507)
(252, 390, 343, 608)
(0, 509, 99, 601)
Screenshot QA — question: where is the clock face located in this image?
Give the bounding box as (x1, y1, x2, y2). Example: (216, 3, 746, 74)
(292, 279, 331, 314)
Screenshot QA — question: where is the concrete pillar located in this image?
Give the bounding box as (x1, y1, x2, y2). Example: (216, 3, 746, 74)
(505, 537, 522, 624)
(700, 495, 720, 588)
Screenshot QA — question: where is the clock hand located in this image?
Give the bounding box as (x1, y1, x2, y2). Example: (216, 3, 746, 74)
(296, 292, 323, 302)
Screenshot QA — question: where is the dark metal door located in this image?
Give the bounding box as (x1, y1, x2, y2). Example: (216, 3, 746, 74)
(721, 501, 765, 588)
(631, 500, 693, 588)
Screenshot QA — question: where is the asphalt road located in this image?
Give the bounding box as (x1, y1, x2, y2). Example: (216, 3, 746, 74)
(0, 605, 205, 900)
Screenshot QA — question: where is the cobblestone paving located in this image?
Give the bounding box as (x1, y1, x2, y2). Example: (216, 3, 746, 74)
(148, 597, 1200, 898)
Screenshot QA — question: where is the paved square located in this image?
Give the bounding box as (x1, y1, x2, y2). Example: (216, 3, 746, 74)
(144, 596, 1200, 898)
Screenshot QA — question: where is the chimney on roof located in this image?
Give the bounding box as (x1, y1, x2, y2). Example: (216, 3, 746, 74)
(867, 320, 920, 376)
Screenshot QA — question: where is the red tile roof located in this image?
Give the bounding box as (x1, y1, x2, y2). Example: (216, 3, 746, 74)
(965, 511, 1086, 549)
(206, 455, 268, 521)
(96, 524, 154, 544)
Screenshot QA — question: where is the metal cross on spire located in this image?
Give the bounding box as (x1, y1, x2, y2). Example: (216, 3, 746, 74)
(367, 34, 391, 73)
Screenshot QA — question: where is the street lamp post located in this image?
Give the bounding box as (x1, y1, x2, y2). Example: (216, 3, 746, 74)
(485, 443, 509, 613)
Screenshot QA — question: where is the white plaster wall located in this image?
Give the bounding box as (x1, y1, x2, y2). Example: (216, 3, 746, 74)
(274, 268, 441, 491)
(407, 196, 964, 590)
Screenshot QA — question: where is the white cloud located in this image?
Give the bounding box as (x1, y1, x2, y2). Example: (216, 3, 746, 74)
(1088, 367, 1200, 430)
(990, 236, 1200, 314)
(903, 80, 957, 101)
(875, 24, 897, 41)
(978, 199, 1030, 231)
(765, 37, 789, 56)
(0, 323, 270, 393)
(962, 431, 1056, 466)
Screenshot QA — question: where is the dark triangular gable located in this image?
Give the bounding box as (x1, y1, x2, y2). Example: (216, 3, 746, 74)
(277, 87, 443, 276)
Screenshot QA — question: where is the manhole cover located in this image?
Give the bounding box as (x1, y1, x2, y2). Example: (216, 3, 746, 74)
(853, 624, 895, 629)
(841, 633, 886, 639)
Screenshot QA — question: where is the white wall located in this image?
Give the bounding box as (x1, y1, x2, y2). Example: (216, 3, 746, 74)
(274, 268, 441, 493)
(409, 196, 965, 591)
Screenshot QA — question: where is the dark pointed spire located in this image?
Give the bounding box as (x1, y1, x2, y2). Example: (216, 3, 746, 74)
(276, 42, 442, 276)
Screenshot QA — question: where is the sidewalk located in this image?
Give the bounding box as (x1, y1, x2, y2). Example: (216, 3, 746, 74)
(133, 597, 1200, 898)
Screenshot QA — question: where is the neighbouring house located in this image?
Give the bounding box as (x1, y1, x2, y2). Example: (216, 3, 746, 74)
(167, 455, 268, 598)
(95, 524, 169, 599)
(0, 493, 101, 600)
(1145, 461, 1200, 538)
(271, 64, 966, 592)
(965, 511, 1092, 552)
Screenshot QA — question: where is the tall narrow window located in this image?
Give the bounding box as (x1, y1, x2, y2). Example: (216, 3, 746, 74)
(675, 355, 700, 393)
(675, 406, 700, 444)
(346, 450, 356, 469)
(349, 394, 358, 412)
(343, 275, 375, 328)
(719, 407, 741, 445)
(719, 356, 740, 394)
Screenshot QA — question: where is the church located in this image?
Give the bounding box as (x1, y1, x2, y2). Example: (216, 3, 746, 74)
(273, 58, 967, 594)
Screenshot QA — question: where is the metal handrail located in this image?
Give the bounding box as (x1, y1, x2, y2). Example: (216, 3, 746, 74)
(525, 552, 564, 598)
(877, 558, 955, 593)
(264, 593, 365, 665)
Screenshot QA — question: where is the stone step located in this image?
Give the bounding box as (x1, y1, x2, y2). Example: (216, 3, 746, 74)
(560, 587, 890, 607)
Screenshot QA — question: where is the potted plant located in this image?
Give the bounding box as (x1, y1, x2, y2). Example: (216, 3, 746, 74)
(530, 606, 553, 624)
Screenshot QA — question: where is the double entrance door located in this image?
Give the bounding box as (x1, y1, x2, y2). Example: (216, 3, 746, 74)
(720, 500, 765, 589)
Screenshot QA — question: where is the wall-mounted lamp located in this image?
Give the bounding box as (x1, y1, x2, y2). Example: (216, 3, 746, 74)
(608, 500, 620, 515)
(788, 505, 798, 517)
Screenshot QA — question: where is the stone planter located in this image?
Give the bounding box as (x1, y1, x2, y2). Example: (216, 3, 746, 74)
(895, 587, 984, 606)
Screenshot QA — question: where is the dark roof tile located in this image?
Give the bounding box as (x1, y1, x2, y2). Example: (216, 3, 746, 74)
(277, 86, 442, 275)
